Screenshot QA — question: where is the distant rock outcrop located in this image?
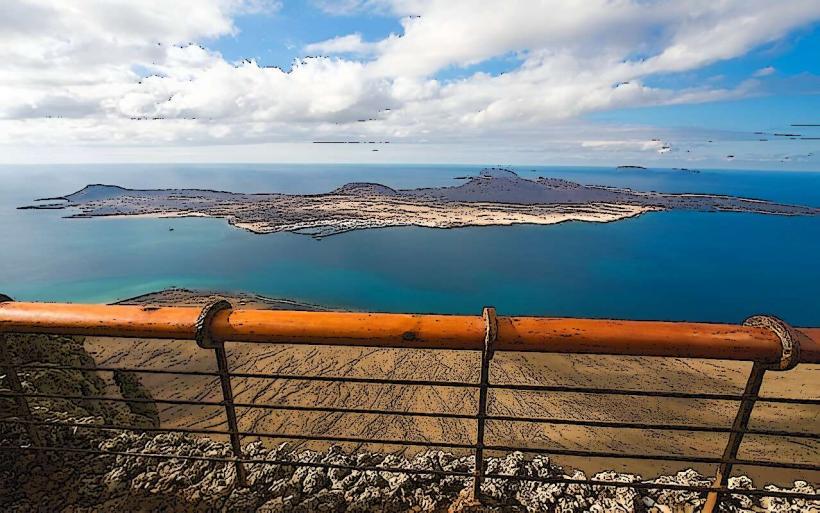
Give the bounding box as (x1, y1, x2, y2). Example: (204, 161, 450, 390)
(332, 182, 400, 196)
(61, 184, 131, 203)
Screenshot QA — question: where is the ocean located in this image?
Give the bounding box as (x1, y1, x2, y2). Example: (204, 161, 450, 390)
(1, 163, 819, 325)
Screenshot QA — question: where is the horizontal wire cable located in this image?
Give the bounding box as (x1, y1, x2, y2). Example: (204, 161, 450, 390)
(489, 383, 820, 405)
(3, 392, 815, 438)
(11, 364, 817, 404)
(0, 445, 471, 478)
(0, 419, 474, 449)
(0, 391, 475, 419)
(483, 444, 820, 471)
(1, 446, 817, 501)
(11, 364, 478, 388)
(481, 472, 820, 500)
(484, 414, 820, 439)
(4, 419, 816, 471)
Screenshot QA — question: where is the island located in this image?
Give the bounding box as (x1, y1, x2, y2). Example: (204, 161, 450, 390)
(616, 165, 647, 169)
(21, 168, 819, 238)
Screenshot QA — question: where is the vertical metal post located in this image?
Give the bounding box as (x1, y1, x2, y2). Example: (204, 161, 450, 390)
(702, 362, 766, 513)
(0, 294, 43, 447)
(472, 306, 497, 500)
(702, 315, 800, 513)
(195, 300, 247, 487)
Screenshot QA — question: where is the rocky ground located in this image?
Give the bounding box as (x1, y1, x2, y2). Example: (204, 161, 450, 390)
(1, 419, 817, 513)
(0, 333, 159, 429)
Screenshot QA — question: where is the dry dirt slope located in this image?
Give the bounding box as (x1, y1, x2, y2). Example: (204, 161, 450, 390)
(82, 289, 819, 486)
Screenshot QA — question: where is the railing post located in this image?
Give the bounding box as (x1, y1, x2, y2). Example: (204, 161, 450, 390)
(195, 300, 248, 487)
(0, 294, 43, 447)
(702, 315, 800, 513)
(472, 306, 497, 501)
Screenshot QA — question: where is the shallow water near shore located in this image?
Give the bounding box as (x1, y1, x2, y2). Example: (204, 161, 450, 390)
(2, 163, 820, 325)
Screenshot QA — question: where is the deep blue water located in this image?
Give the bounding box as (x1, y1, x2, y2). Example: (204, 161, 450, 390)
(1, 164, 819, 324)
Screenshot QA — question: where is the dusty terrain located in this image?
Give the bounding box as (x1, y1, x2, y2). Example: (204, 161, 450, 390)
(21, 168, 818, 238)
(77, 289, 820, 488)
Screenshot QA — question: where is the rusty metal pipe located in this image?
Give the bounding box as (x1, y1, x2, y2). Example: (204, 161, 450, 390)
(0, 302, 200, 339)
(1, 302, 818, 364)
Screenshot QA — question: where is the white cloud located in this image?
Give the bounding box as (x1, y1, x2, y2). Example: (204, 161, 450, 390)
(1, 0, 819, 165)
(754, 66, 776, 77)
(304, 33, 376, 55)
(311, 0, 427, 16)
(311, 0, 377, 15)
(582, 139, 672, 153)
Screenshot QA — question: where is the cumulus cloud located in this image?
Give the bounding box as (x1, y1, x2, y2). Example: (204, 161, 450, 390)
(1, 0, 819, 157)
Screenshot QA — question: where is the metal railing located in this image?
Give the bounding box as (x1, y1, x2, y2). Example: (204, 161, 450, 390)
(0, 296, 819, 512)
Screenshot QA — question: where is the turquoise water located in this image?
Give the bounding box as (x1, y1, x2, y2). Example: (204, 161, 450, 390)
(1, 164, 819, 324)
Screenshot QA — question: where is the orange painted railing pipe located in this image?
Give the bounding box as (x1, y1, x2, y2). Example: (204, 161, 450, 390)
(0, 301, 818, 364)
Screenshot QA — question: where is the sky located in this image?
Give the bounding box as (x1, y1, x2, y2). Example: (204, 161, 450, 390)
(1, 0, 819, 169)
